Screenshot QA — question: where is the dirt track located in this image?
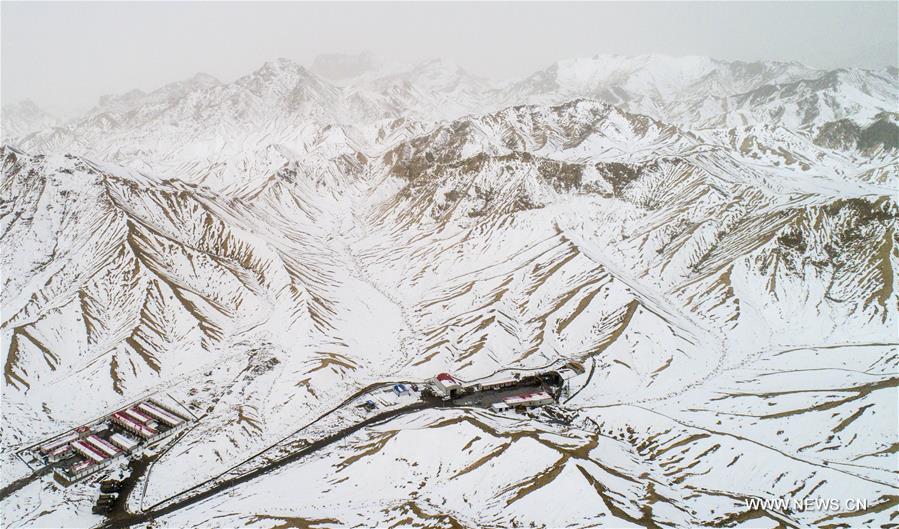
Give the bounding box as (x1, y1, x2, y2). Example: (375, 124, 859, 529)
(0, 463, 57, 501)
(100, 400, 444, 529)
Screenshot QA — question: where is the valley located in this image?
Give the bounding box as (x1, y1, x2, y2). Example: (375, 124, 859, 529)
(1, 52, 897, 528)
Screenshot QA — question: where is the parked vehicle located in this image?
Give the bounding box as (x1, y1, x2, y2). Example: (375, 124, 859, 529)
(100, 482, 121, 493)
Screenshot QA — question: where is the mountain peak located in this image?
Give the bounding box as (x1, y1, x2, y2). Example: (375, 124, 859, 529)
(258, 57, 308, 76)
(239, 58, 318, 86)
(95, 88, 148, 113)
(187, 72, 221, 87)
(2, 99, 60, 141)
(234, 58, 327, 98)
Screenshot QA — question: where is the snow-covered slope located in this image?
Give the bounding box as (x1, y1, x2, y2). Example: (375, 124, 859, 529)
(710, 67, 899, 129)
(505, 54, 821, 124)
(9, 55, 895, 187)
(504, 56, 899, 136)
(1, 100, 60, 141)
(1, 53, 897, 528)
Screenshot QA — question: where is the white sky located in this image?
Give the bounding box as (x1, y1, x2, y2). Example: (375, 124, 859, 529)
(2, 1, 897, 116)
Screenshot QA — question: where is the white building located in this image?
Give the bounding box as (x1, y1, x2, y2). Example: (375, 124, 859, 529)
(427, 372, 462, 398)
(503, 390, 554, 408)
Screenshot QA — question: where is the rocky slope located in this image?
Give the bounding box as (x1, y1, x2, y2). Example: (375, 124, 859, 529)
(1, 54, 897, 528)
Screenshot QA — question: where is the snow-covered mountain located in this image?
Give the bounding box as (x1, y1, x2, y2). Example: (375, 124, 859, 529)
(9, 58, 493, 187)
(711, 67, 899, 129)
(1, 100, 60, 141)
(505, 54, 820, 120)
(9, 54, 895, 186)
(505, 55, 898, 131)
(2, 53, 897, 528)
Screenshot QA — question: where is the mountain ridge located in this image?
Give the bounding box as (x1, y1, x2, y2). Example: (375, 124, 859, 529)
(1, 51, 897, 529)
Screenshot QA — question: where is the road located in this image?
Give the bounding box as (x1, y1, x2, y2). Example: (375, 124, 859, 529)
(100, 399, 447, 529)
(134, 379, 418, 514)
(106, 372, 565, 527)
(554, 219, 732, 405)
(0, 463, 59, 501)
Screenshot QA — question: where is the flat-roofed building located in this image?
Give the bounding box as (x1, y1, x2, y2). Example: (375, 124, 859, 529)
(503, 390, 555, 409)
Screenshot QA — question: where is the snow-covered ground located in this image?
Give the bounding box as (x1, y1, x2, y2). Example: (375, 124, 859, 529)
(2, 53, 897, 528)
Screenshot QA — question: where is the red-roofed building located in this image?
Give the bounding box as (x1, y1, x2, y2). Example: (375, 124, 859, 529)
(429, 372, 462, 399)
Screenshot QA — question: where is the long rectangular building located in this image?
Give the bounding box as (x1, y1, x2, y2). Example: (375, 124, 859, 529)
(121, 407, 153, 425)
(109, 433, 140, 451)
(503, 390, 555, 408)
(137, 402, 183, 427)
(39, 432, 80, 454)
(87, 435, 120, 457)
(111, 412, 157, 439)
(48, 443, 74, 461)
(72, 440, 107, 463)
(479, 377, 519, 391)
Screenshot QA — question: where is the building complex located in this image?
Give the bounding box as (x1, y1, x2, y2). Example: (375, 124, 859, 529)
(20, 398, 192, 483)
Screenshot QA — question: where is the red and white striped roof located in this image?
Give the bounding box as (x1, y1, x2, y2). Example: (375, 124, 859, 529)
(123, 407, 153, 424)
(72, 440, 107, 463)
(112, 412, 157, 439)
(40, 432, 79, 453)
(137, 402, 183, 427)
(503, 390, 553, 405)
(87, 435, 120, 457)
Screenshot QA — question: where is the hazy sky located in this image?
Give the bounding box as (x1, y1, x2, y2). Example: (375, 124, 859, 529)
(3, 1, 897, 115)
